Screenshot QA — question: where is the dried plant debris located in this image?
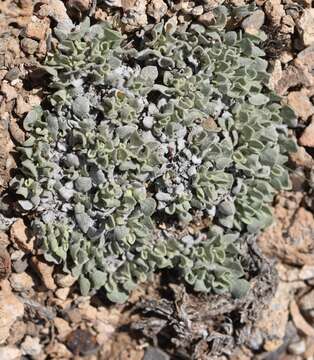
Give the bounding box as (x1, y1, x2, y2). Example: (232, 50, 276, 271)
(11, 5, 297, 303)
(132, 240, 277, 359)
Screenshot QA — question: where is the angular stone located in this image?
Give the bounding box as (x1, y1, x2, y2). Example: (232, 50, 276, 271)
(1, 82, 17, 101)
(0, 346, 22, 360)
(54, 317, 71, 339)
(198, 11, 215, 27)
(299, 265, 314, 280)
(10, 272, 34, 292)
(25, 18, 50, 40)
(264, 0, 284, 26)
(15, 95, 32, 116)
(4, 68, 20, 82)
(0, 246, 11, 280)
(242, 10, 265, 35)
(55, 287, 70, 301)
(299, 119, 314, 147)
(21, 336, 42, 357)
(275, 64, 313, 95)
(0, 280, 24, 344)
(9, 117, 25, 144)
(297, 44, 314, 74)
(290, 146, 314, 169)
(144, 347, 170, 360)
(20, 38, 38, 55)
(31, 257, 56, 290)
(287, 91, 314, 121)
(54, 273, 77, 288)
(147, 0, 167, 22)
(297, 9, 314, 46)
(10, 219, 34, 252)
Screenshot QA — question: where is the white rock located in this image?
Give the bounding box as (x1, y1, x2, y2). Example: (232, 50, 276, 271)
(288, 340, 306, 355)
(0, 346, 22, 360)
(0, 280, 24, 344)
(297, 9, 314, 46)
(21, 336, 42, 357)
(299, 265, 314, 280)
(242, 10, 265, 35)
(10, 273, 34, 292)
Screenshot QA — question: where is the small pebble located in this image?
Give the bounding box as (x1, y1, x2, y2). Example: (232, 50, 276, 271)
(288, 340, 306, 355)
(21, 336, 42, 357)
(12, 257, 28, 273)
(55, 287, 70, 300)
(10, 272, 34, 292)
(192, 5, 203, 16)
(4, 68, 20, 82)
(66, 329, 98, 356)
(20, 38, 39, 55)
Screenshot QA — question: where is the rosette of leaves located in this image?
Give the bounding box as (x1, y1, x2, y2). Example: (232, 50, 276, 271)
(12, 6, 296, 303)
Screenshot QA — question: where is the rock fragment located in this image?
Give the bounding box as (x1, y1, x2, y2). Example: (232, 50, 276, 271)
(144, 347, 170, 360)
(257, 279, 298, 352)
(299, 118, 314, 148)
(287, 91, 314, 121)
(0, 346, 22, 360)
(242, 10, 265, 35)
(147, 0, 167, 22)
(45, 342, 72, 358)
(0, 280, 24, 344)
(288, 340, 306, 355)
(4, 68, 20, 82)
(19, 0, 33, 9)
(297, 9, 314, 46)
(290, 299, 314, 337)
(198, 11, 215, 27)
(192, 6, 203, 17)
(0, 246, 11, 280)
(31, 257, 56, 290)
(25, 17, 50, 40)
(275, 64, 313, 95)
(55, 287, 70, 300)
(78, 302, 98, 322)
(15, 95, 32, 116)
(66, 329, 98, 356)
(1, 82, 17, 101)
(10, 219, 34, 252)
(281, 15, 295, 34)
(37, 0, 74, 33)
(264, 0, 285, 26)
(9, 117, 25, 144)
(297, 44, 314, 74)
(10, 272, 34, 292)
(8, 320, 27, 345)
(299, 265, 314, 280)
(21, 336, 42, 357)
(20, 38, 38, 55)
(38, 0, 72, 22)
(54, 273, 77, 288)
(299, 289, 314, 325)
(54, 317, 71, 339)
(0, 232, 9, 247)
(290, 146, 314, 169)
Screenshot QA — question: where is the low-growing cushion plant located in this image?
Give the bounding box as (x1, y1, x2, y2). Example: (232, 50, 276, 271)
(11, 5, 297, 303)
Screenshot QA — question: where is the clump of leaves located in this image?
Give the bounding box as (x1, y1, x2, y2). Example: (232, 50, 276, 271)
(12, 6, 297, 303)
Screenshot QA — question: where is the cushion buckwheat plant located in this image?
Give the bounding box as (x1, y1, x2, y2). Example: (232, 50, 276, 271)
(11, 6, 297, 303)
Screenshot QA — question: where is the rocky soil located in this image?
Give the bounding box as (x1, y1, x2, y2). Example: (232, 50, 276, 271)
(0, 0, 314, 359)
